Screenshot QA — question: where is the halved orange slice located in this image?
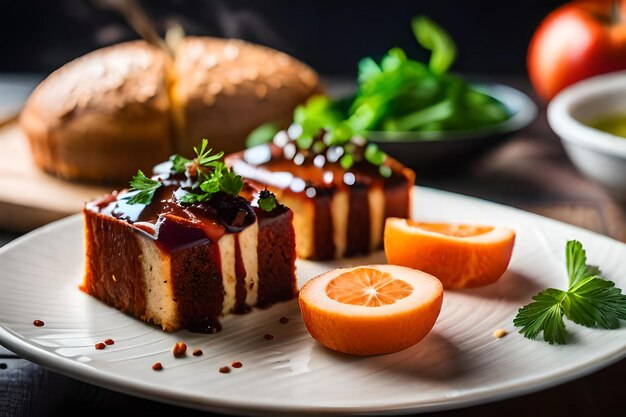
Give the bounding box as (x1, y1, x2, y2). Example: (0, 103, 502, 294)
(299, 265, 443, 356)
(384, 218, 515, 289)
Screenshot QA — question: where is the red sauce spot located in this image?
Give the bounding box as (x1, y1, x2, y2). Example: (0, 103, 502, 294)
(95, 342, 106, 350)
(264, 333, 274, 340)
(152, 362, 163, 371)
(33, 320, 44, 327)
(219, 366, 231, 374)
(192, 348, 203, 356)
(279, 316, 289, 324)
(231, 361, 243, 368)
(104, 338, 114, 345)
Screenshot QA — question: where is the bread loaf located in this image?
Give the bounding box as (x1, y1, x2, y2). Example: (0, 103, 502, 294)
(172, 37, 322, 156)
(20, 37, 322, 183)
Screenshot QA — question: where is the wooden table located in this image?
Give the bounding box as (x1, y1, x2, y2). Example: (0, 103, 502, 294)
(1, 76, 625, 417)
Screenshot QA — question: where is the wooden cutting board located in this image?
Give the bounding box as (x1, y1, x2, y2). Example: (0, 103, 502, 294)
(0, 122, 110, 232)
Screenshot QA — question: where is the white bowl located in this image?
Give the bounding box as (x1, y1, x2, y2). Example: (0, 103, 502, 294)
(547, 70, 626, 199)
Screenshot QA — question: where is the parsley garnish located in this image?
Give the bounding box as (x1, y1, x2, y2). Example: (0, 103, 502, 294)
(219, 164, 244, 195)
(245, 96, 388, 172)
(246, 122, 280, 148)
(168, 139, 244, 204)
(364, 143, 386, 165)
(193, 139, 224, 167)
(169, 154, 190, 173)
(340, 153, 354, 170)
(180, 161, 243, 204)
(122, 139, 247, 206)
(169, 139, 224, 174)
(123, 170, 162, 205)
(257, 189, 277, 212)
(513, 240, 626, 345)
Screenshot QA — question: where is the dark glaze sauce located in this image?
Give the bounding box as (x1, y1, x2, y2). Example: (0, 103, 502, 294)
(229, 143, 412, 259)
(187, 317, 222, 334)
(233, 234, 250, 314)
(88, 164, 256, 253)
(311, 188, 335, 259)
(345, 182, 370, 257)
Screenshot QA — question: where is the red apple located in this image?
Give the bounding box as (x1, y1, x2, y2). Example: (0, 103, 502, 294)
(528, 0, 626, 101)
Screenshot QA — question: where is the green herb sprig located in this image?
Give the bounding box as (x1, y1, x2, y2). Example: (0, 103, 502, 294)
(174, 139, 243, 203)
(513, 240, 626, 345)
(257, 189, 277, 212)
(180, 161, 243, 204)
(122, 170, 162, 205)
(169, 139, 224, 174)
(123, 139, 245, 206)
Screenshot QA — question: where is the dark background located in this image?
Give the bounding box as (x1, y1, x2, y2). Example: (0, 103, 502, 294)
(1, 0, 566, 77)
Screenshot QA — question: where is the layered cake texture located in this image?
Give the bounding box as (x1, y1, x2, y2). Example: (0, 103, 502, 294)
(227, 132, 415, 260)
(81, 141, 297, 332)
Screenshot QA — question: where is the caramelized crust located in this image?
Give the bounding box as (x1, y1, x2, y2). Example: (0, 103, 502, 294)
(82, 209, 147, 320)
(170, 242, 224, 330)
(256, 208, 298, 306)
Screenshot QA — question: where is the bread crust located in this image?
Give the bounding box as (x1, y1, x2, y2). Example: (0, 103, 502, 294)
(20, 37, 323, 183)
(20, 41, 174, 184)
(172, 37, 322, 156)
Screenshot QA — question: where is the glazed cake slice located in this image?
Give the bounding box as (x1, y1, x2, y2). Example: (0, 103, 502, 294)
(81, 157, 297, 333)
(227, 136, 415, 260)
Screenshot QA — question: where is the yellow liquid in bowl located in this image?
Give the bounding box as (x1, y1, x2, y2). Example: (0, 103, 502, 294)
(587, 115, 626, 138)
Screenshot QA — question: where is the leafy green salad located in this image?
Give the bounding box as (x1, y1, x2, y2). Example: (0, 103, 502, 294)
(247, 15, 511, 150)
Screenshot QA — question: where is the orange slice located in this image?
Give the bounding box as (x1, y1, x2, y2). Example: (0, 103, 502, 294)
(299, 265, 443, 356)
(384, 218, 516, 289)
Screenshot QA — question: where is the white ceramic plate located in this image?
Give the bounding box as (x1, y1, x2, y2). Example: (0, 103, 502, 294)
(0, 187, 625, 416)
